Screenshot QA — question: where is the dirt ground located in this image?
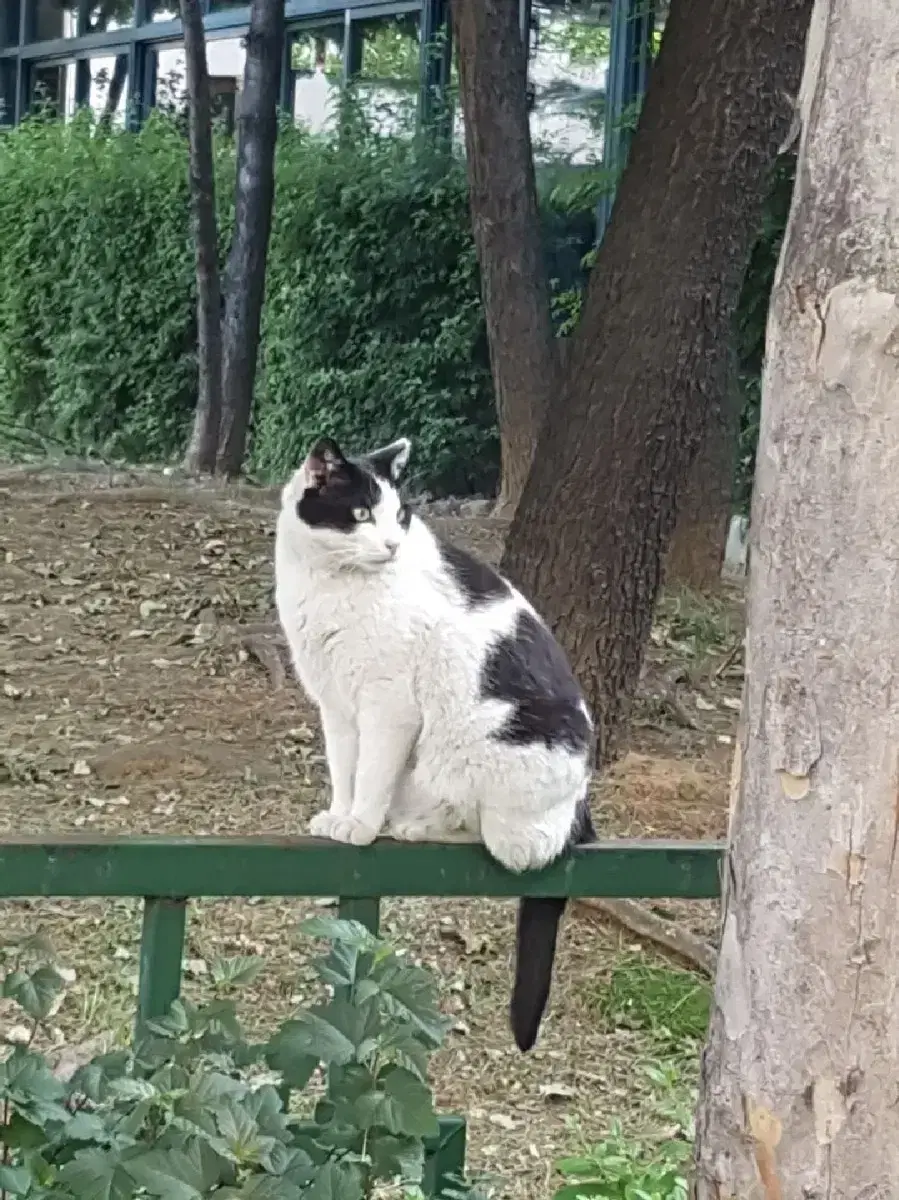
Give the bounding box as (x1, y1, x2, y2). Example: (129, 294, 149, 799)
(0, 465, 744, 1199)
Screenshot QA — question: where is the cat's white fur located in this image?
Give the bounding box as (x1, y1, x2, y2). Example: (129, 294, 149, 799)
(274, 442, 591, 873)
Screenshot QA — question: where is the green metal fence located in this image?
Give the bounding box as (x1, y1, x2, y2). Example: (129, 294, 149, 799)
(0, 835, 724, 1195)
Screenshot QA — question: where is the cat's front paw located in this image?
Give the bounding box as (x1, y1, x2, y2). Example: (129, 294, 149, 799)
(309, 811, 379, 846)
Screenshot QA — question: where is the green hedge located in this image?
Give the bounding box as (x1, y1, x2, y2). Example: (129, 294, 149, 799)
(0, 111, 496, 494)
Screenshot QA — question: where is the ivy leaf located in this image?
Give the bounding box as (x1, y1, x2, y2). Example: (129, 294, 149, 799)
(3, 963, 66, 1020)
(209, 955, 265, 989)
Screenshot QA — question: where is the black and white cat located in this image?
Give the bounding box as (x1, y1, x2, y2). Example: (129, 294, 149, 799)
(274, 435, 595, 1051)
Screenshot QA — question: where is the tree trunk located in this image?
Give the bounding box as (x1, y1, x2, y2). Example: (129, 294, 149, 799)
(179, 0, 223, 475)
(99, 54, 129, 126)
(500, 0, 812, 766)
(216, 0, 285, 478)
(664, 346, 741, 591)
(694, 1, 899, 1192)
(452, 0, 558, 518)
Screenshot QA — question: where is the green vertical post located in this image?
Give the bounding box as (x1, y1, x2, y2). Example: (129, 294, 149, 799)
(424, 1116, 467, 1197)
(137, 896, 187, 1026)
(338, 895, 381, 935)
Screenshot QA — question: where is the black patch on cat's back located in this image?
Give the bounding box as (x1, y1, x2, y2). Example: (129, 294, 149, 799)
(438, 539, 510, 609)
(480, 609, 591, 753)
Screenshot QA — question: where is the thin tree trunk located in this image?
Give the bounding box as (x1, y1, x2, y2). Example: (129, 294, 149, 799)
(179, 0, 223, 475)
(216, 0, 285, 478)
(501, 0, 812, 766)
(452, 0, 558, 518)
(665, 345, 741, 590)
(99, 54, 129, 126)
(694, 1, 899, 1191)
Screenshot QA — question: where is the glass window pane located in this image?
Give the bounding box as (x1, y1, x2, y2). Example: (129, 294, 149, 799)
(89, 51, 128, 122)
(529, 1, 610, 164)
(1, 60, 15, 122)
(154, 36, 245, 133)
(29, 52, 128, 119)
(2, 0, 21, 47)
(29, 0, 135, 41)
(30, 60, 73, 114)
(290, 22, 343, 134)
(354, 12, 420, 136)
(146, 0, 177, 22)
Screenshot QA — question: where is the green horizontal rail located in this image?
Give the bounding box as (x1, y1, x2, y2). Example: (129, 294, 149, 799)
(0, 836, 724, 899)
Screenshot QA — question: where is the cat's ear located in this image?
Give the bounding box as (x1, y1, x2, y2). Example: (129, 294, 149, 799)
(367, 437, 412, 483)
(302, 436, 347, 489)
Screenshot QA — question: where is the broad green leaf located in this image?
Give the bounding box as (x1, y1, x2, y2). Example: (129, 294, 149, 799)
(6, 964, 67, 1020)
(125, 1139, 224, 1198)
(359, 1066, 438, 1139)
(374, 964, 448, 1047)
(57, 1148, 136, 1200)
(299, 916, 379, 952)
(303, 1158, 367, 1200)
(0, 1111, 50, 1150)
(366, 1129, 424, 1183)
(209, 955, 265, 989)
(0, 1164, 31, 1195)
(268, 1010, 355, 1068)
(265, 1024, 319, 1088)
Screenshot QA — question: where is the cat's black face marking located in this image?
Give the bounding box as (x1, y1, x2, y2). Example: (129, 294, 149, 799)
(297, 458, 383, 534)
(439, 539, 510, 609)
(398, 503, 412, 531)
(480, 611, 591, 753)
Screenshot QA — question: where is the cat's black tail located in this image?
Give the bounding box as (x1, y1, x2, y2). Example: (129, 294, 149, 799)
(510, 798, 595, 1052)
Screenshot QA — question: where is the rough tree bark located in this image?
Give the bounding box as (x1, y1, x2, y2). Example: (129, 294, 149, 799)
(452, 0, 558, 518)
(664, 347, 741, 590)
(180, 0, 223, 475)
(694, 1, 899, 1193)
(501, 0, 813, 765)
(216, 0, 284, 478)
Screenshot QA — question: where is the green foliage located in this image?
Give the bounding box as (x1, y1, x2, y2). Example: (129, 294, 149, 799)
(553, 1122, 690, 1200)
(0, 108, 494, 495)
(0, 918, 478, 1200)
(552, 1062, 694, 1200)
(257, 124, 494, 496)
(593, 956, 711, 1047)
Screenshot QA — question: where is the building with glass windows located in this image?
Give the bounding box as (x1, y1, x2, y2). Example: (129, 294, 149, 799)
(1, 0, 658, 231)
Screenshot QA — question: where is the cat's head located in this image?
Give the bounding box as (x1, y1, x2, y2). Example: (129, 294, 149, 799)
(280, 435, 413, 570)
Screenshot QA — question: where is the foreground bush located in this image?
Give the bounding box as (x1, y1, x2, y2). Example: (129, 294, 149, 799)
(0, 112, 495, 494)
(0, 918, 481, 1199)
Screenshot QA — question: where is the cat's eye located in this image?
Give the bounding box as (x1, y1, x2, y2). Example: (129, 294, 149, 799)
(352, 506, 372, 523)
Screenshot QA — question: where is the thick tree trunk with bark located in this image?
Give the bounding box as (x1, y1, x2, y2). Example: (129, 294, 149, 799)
(694, 2, 899, 1192)
(216, 0, 284, 478)
(452, 0, 558, 518)
(179, 0, 223, 475)
(665, 347, 741, 590)
(501, 0, 812, 765)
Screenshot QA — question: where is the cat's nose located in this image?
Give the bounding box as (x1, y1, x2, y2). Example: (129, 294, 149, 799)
(384, 539, 400, 557)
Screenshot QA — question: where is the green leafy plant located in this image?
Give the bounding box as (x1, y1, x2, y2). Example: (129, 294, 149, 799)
(0, 107, 495, 495)
(552, 1061, 695, 1200)
(553, 1121, 690, 1200)
(594, 955, 711, 1047)
(0, 917, 478, 1199)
